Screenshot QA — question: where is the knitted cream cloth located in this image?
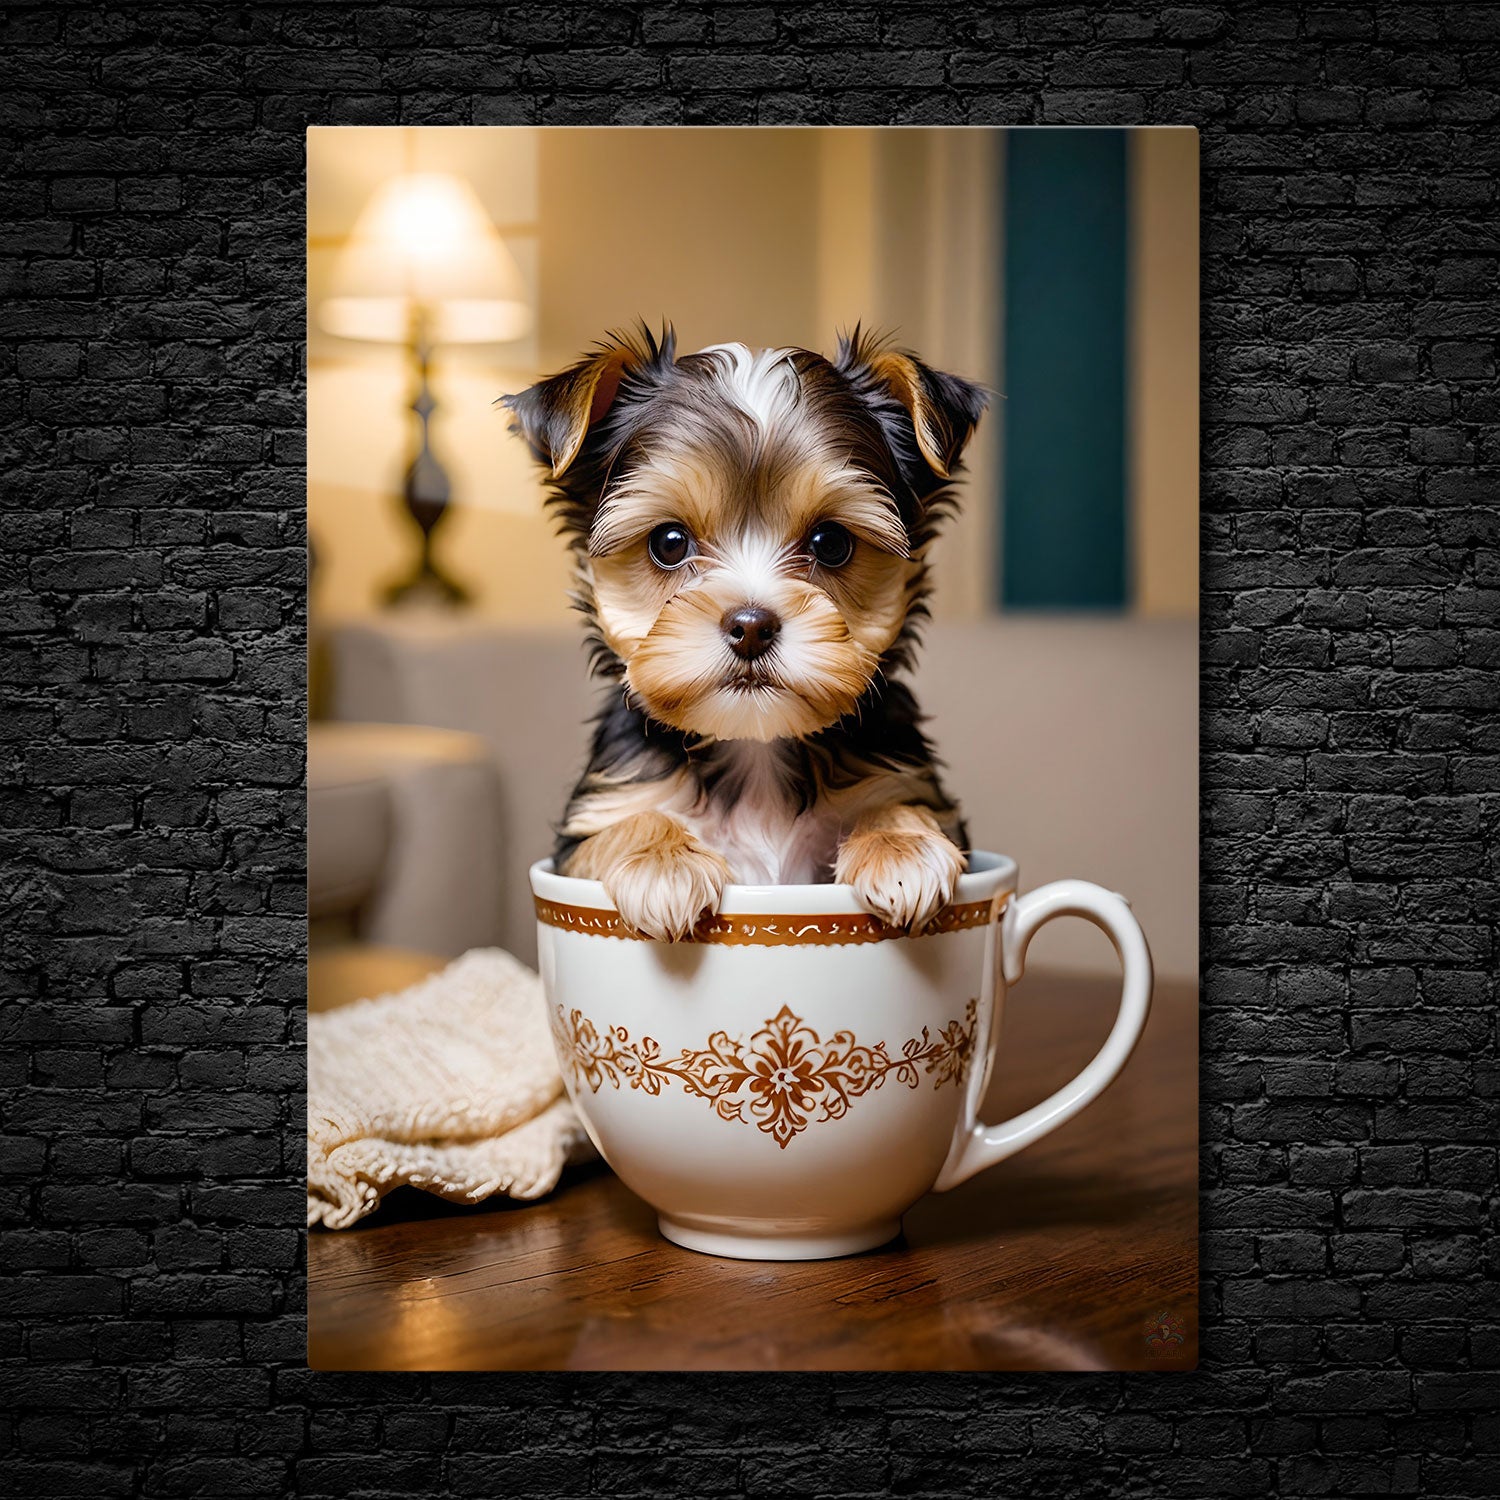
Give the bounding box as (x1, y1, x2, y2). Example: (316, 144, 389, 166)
(307, 948, 595, 1230)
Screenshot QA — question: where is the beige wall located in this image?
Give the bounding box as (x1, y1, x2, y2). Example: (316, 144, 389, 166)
(536, 128, 823, 366)
(816, 130, 1002, 622)
(1130, 128, 1200, 617)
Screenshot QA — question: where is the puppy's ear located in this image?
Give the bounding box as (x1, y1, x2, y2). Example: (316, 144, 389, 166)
(867, 351, 988, 479)
(838, 330, 988, 480)
(503, 322, 675, 479)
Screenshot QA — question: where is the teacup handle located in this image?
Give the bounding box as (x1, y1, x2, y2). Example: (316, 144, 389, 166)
(935, 880, 1153, 1190)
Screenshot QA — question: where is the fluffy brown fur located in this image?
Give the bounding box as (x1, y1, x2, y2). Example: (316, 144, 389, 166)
(504, 323, 987, 941)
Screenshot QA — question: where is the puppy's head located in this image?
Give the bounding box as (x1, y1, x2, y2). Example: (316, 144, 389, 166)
(504, 323, 986, 743)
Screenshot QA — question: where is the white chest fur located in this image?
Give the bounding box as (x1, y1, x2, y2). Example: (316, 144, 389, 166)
(679, 742, 840, 885)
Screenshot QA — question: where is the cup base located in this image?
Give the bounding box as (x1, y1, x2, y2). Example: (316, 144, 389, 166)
(657, 1214, 902, 1262)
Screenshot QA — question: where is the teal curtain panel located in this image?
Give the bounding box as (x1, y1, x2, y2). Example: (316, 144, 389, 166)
(1001, 130, 1129, 611)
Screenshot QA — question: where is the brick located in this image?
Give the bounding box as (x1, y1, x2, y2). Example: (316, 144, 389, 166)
(4, 7, 1498, 1494)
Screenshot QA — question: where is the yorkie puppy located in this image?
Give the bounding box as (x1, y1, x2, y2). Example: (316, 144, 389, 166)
(505, 323, 987, 942)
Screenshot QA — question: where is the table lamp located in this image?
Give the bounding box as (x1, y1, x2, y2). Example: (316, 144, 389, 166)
(320, 171, 532, 607)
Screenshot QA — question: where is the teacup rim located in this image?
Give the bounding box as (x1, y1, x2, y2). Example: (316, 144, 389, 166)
(529, 848, 1017, 917)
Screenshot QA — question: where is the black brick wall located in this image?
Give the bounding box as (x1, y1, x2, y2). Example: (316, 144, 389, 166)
(3, 4, 1496, 1495)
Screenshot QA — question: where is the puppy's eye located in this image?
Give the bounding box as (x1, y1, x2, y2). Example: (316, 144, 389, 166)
(647, 523, 695, 569)
(807, 521, 855, 569)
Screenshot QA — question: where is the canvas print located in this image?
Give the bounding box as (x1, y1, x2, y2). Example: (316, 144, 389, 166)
(306, 125, 1199, 1371)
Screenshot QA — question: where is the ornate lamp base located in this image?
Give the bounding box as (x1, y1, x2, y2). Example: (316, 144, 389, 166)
(384, 314, 470, 610)
(382, 551, 471, 609)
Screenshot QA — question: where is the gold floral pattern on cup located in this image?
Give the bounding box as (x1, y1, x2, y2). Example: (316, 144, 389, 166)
(552, 999, 978, 1149)
(535, 895, 1003, 945)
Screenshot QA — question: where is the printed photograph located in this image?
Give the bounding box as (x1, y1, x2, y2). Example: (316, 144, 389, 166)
(305, 125, 1199, 1371)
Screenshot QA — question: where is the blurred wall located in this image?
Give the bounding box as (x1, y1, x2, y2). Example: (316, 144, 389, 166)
(816, 129, 1002, 621)
(1130, 128, 1200, 617)
(536, 129, 822, 365)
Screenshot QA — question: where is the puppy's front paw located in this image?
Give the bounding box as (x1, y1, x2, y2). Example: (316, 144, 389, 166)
(608, 842, 729, 942)
(835, 806, 966, 934)
(569, 812, 729, 942)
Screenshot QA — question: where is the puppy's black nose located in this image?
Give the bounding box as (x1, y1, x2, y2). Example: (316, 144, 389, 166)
(723, 605, 781, 661)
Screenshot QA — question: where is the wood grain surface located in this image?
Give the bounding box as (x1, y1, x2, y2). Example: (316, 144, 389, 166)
(308, 972, 1198, 1372)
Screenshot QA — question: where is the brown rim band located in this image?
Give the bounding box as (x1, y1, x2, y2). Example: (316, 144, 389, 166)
(533, 893, 1007, 946)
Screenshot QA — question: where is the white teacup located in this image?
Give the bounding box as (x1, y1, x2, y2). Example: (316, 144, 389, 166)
(531, 851, 1152, 1261)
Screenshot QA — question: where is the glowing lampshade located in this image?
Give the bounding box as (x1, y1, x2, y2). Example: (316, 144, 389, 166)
(320, 171, 531, 345)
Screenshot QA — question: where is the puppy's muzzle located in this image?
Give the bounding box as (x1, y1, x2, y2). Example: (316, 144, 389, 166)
(722, 605, 781, 662)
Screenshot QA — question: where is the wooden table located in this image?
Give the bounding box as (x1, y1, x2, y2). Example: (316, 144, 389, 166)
(308, 973, 1197, 1371)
